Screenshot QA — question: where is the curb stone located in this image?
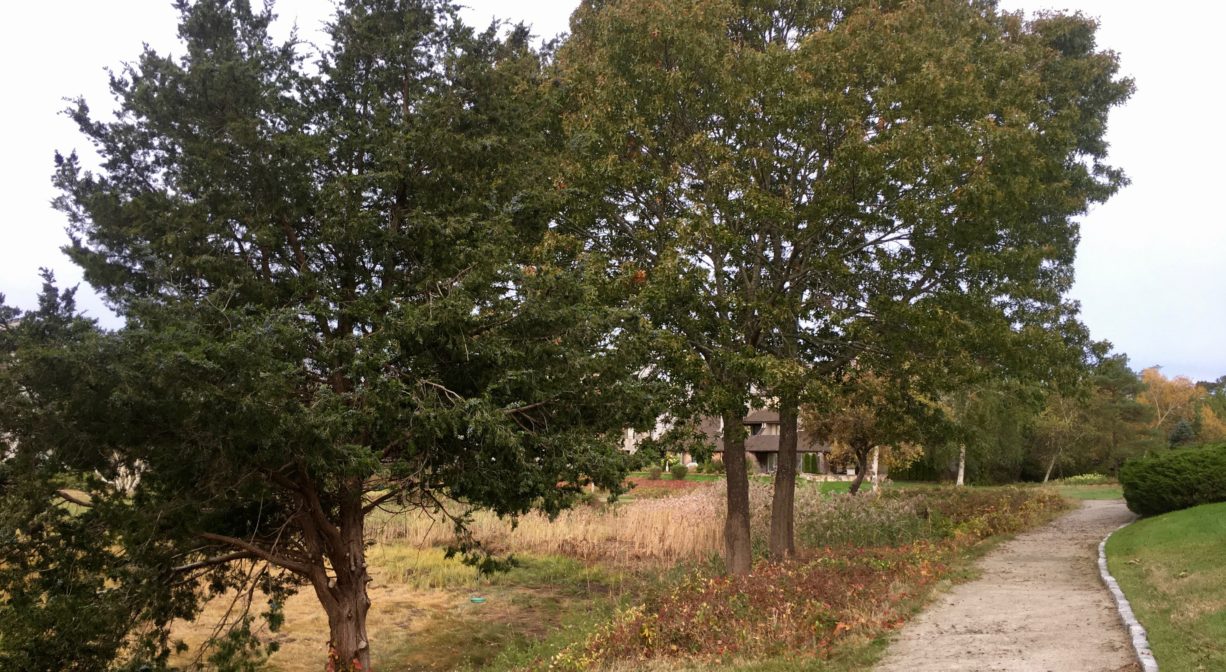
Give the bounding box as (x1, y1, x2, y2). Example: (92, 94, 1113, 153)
(1098, 522, 1159, 672)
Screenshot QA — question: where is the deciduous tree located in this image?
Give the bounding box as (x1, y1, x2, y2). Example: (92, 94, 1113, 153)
(560, 0, 1130, 563)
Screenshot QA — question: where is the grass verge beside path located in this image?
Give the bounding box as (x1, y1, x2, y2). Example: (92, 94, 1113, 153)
(1055, 483, 1123, 500)
(1106, 501, 1226, 671)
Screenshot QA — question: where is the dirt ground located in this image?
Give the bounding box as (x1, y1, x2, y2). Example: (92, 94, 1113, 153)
(875, 499, 1141, 672)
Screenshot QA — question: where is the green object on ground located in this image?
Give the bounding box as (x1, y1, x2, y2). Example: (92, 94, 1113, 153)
(1106, 501, 1226, 671)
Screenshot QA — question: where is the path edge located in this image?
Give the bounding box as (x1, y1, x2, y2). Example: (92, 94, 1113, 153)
(1098, 521, 1159, 672)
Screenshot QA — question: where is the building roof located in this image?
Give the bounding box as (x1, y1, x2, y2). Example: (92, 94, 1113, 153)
(743, 409, 779, 424)
(743, 431, 828, 453)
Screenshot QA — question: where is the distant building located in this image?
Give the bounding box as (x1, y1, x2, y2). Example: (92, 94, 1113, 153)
(623, 410, 833, 474)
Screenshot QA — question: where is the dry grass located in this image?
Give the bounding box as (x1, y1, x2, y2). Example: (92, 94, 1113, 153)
(370, 483, 730, 566)
(170, 550, 610, 672)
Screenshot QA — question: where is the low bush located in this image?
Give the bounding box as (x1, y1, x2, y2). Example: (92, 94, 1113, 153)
(670, 464, 688, 481)
(708, 459, 726, 474)
(647, 466, 662, 480)
(1058, 473, 1114, 486)
(1119, 444, 1226, 516)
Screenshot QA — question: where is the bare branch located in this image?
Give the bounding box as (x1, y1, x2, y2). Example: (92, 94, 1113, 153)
(170, 551, 259, 574)
(198, 532, 313, 576)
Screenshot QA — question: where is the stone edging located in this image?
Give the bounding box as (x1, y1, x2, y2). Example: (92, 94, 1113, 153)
(1098, 522, 1159, 672)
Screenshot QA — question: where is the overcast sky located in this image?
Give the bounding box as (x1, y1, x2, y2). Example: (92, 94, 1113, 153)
(2, 1, 1222, 381)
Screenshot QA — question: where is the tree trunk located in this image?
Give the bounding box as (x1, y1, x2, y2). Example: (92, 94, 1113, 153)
(870, 446, 880, 494)
(956, 444, 966, 487)
(722, 411, 752, 575)
(312, 491, 372, 672)
(847, 445, 870, 495)
(1042, 447, 1060, 483)
(768, 396, 798, 559)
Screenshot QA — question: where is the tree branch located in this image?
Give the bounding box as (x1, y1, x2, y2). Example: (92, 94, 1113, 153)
(55, 489, 93, 508)
(171, 551, 259, 574)
(198, 532, 313, 576)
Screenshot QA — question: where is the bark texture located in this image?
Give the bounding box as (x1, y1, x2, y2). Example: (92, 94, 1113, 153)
(722, 412, 753, 574)
(768, 397, 798, 558)
(308, 488, 372, 672)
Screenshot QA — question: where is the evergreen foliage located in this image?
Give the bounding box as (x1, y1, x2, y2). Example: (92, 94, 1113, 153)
(1, 1, 660, 667)
(1120, 444, 1226, 516)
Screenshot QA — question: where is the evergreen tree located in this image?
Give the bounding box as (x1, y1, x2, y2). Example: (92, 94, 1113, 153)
(2, 1, 658, 668)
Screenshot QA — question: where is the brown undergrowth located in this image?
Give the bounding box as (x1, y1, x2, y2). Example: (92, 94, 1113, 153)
(535, 486, 1068, 670)
(170, 484, 1065, 671)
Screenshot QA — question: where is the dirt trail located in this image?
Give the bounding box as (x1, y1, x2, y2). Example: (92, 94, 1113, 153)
(875, 499, 1140, 672)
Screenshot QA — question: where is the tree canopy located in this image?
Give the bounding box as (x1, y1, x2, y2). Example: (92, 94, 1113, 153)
(558, 0, 1131, 568)
(2, 1, 658, 668)
(2, 0, 1138, 666)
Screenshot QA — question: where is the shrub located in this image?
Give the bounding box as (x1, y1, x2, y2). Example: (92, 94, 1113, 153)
(708, 459, 726, 474)
(802, 453, 819, 474)
(1120, 444, 1226, 515)
(647, 466, 662, 480)
(670, 464, 688, 480)
(1058, 473, 1113, 486)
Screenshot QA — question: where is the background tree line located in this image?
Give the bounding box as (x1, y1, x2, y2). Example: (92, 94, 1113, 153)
(894, 353, 1226, 485)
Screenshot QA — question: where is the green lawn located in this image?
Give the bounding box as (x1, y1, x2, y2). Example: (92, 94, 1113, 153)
(1106, 501, 1226, 671)
(1054, 483, 1123, 500)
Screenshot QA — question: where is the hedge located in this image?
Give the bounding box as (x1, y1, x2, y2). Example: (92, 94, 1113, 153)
(1119, 444, 1226, 516)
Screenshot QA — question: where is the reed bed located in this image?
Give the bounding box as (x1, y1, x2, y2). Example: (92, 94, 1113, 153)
(370, 485, 727, 566)
(367, 481, 841, 567)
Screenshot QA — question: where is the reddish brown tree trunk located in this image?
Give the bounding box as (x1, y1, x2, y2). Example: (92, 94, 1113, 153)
(309, 489, 372, 672)
(722, 412, 753, 575)
(768, 396, 798, 559)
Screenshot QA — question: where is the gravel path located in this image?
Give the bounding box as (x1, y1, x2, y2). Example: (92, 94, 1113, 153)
(875, 499, 1141, 672)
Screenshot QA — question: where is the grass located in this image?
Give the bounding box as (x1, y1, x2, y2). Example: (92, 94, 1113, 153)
(171, 481, 1068, 671)
(171, 550, 627, 672)
(1054, 483, 1123, 500)
(1106, 501, 1226, 671)
(539, 486, 1068, 670)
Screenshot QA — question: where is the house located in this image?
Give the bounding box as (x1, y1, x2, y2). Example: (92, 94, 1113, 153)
(705, 410, 832, 474)
(623, 410, 834, 475)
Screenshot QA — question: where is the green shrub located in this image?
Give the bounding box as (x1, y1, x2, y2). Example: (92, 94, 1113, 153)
(647, 466, 662, 480)
(1119, 444, 1226, 516)
(802, 453, 819, 474)
(709, 459, 726, 474)
(1058, 473, 1113, 486)
(670, 464, 688, 481)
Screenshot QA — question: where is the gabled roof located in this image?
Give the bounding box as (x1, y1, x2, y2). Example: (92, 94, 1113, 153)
(744, 431, 829, 453)
(743, 409, 779, 424)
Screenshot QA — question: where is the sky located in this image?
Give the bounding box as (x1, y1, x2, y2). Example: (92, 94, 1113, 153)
(1, 1, 1223, 381)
